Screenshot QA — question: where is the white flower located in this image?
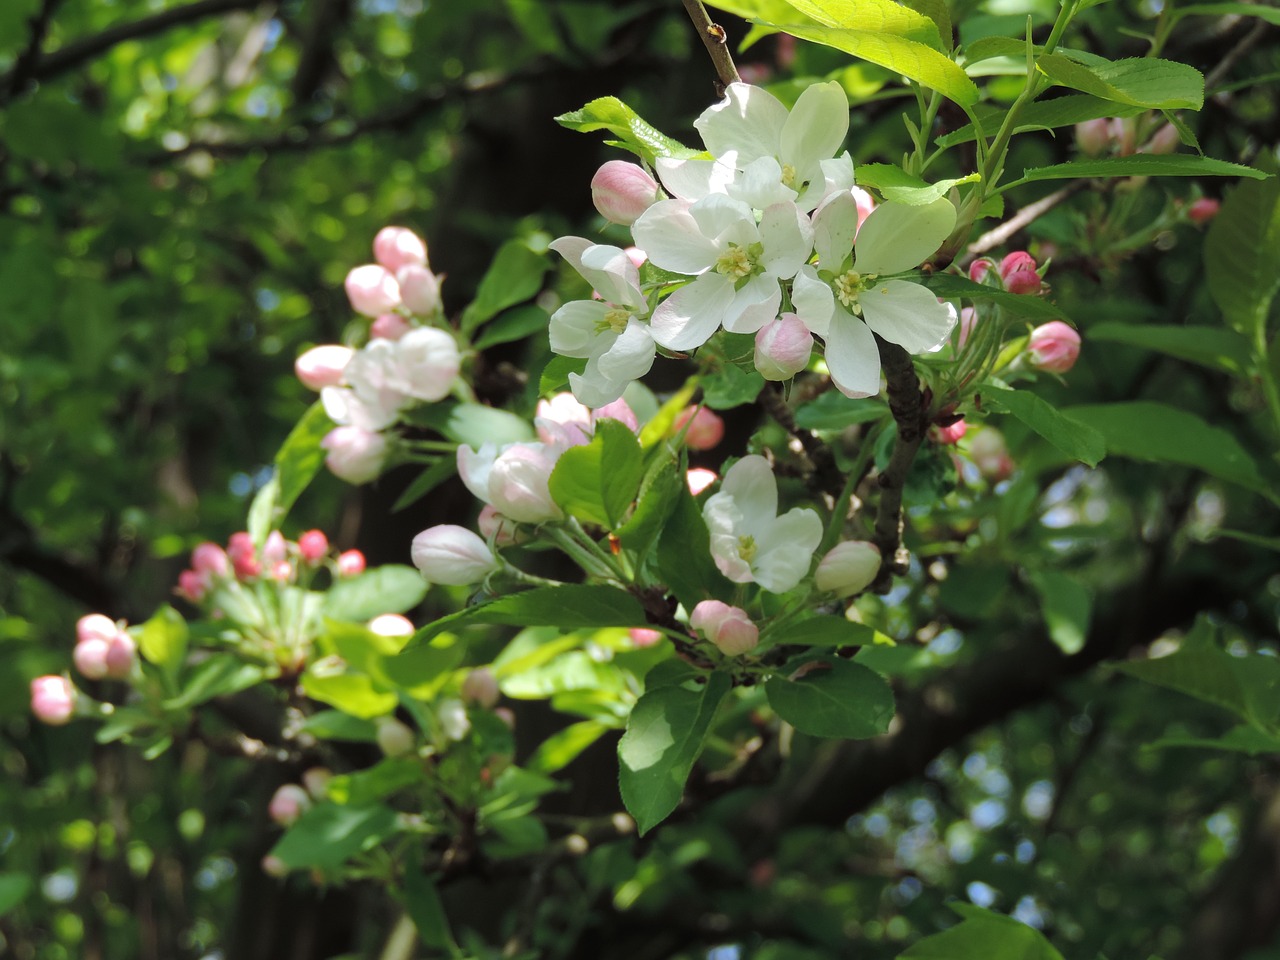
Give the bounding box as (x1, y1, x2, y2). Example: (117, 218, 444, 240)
(411, 525, 499, 585)
(548, 238, 656, 407)
(321, 328, 460, 430)
(457, 441, 563, 524)
(793, 194, 958, 398)
(656, 81, 853, 213)
(703, 455, 823, 593)
(632, 194, 813, 350)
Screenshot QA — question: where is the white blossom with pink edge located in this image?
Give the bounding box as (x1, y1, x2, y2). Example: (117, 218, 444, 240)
(458, 442, 563, 524)
(411, 524, 500, 586)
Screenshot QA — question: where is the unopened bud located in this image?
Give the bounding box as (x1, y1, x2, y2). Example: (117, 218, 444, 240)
(673, 406, 725, 451)
(999, 252, 1041, 295)
(373, 226, 428, 272)
(1188, 197, 1220, 225)
(1141, 123, 1181, 155)
(268, 784, 311, 826)
(592, 398, 639, 433)
(368, 614, 414, 637)
(969, 258, 996, 285)
(931, 418, 967, 445)
(412, 525, 499, 586)
(77, 614, 118, 646)
(396, 265, 441, 316)
(103, 632, 136, 679)
(1074, 118, 1111, 157)
(968, 428, 1014, 482)
(754, 313, 813, 380)
(369, 313, 412, 341)
(336, 550, 366, 576)
(591, 161, 661, 226)
(376, 717, 416, 757)
(1027, 321, 1081, 374)
(1109, 117, 1137, 156)
(345, 264, 401, 317)
(74, 639, 112, 680)
(295, 345, 354, 391)
(955, 306, 978, 350)
(261, 854, 289, 877)
(460, 668, 500, 709)
(477, 505, 523, 547)
(297, 530, 329, 564)
(30, 676, 76, 725)
(177, 569, 210, 601)
(690, 600, 759, 656)
(263, 531, 288, 567)
(815, 541, 881, 598)
(322, 426, 389, 485)
(227, 532, 260, 579)
(302, 767, 333, 799)
(686, 468, 718, 496)
(628, 628, 662, 648)
(191, 542, 231, 578)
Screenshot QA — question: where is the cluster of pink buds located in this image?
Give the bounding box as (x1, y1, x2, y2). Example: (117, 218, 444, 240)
(74, 614, 137, 680)
(1075, 117, 1180, 158)
(345, 226, 442, 319)
(175, 531, 365, 602)
(970, 251, 1044, 296)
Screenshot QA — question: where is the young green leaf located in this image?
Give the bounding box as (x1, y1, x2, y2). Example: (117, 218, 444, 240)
(323, 565, 430, 622)
(775, 0, 943, 49)
(899, 903, 1065, 960)
(267, 803, 400, 871)
(765, 659, 894, 738)
(1016, 154, 1266, 185)
(855, 164, 979, 204)
(555, 97, 699, 167)
(1026, 569, 1092, 655)
(548, 419, 645, 528)
(460, 240, 548, 333)
(411, 584, 648, 643)
(274, 402, 333, 521)
(1036, 54, 1203, 110)
(984, 385, 1106, 467)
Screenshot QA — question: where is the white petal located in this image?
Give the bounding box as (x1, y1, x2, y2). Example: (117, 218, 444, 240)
(754, 507, 824, 593)
(457, 442, 498, 504)
(780, 81, 849, 181)
(791, 266, 835, 337)
(811, 191, 860, 272)
(860, 280, 958, 354)
(568, 369, 628, 408)
(578, 244, 643, 307)
(549, 300, 612, 358)
(823, 309, 882, 398)
(632, 199, 721, 275)
(758, 201, 814, 279)
(649, 274, 735, 351)
(703, 494, 755, 583)
(722, 275, 781, 335)
(720, 455, 778, 529)
(727, 156, 797, 210)
(802, 153, 855, 211)
(696, 82, 787, 163)
(549, 236, 593, 272)
(596, 321, 656, 382)
(656, 156, 736, 201)
(689, 193, 758, 249)
(854, 197, 956, 275)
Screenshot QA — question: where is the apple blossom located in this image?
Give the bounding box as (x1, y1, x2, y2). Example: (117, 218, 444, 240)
(297, 530, 329, 563)
(999, 252, 1041, 295)
(703, 455, 823, 593)
(591, 160, 662, 225)
(690, 600, 759, 656)
(815, 541, 881, 598)
(227, 532, 260, 579)
(792, 195, 958, 398)
(411, 524, 500, 585)
(754, 313, 813, 381)
(673, 406, 725, 451)
(192, 542, 231, 578)
(269, 784, 311, 826)
(397, 264, 441, 316)
(30, 676, 76, 725)
(460, 668, 500, 708)
(295, 345, 354, 391)
(322, 426, 389, 485)
(373, 226, 428, 272)
(931, 418, 968, 445)
(459, 441, 563, 524)
(369, 613, 415, 637)
(370, 313, 412, 340)
(336, 550, 366, 576)
(1028, 321, 1081, 374)
(548, 238, 656, 407)
(345, 264, 401, 317)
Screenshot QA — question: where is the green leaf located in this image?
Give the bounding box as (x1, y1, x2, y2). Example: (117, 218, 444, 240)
(618, 671, 731, 834)
(775, 0, 943, 48)
(794, 393, 889, 430)
(391, 457, 457, 513)
(1205, 154, 1280, 340)
(920, 274, 1069, 320)
(899, 903, 1065, 960)
(768, 615, 886, 647)
(274, 402, 332, 521)
(657, 486, 736, 611)
(1148, 725, 1280, 756)
(381, 640, 464, 695)
(473, 304, 551, 350)
(765, 659, 894, 738)
(327, 758, 424, 805)
(402, 864, 456, 951)
(1036, 54, 1203, 110)
(323, 565, 430, 622)
(539, 355, 587, 396)
(555, 97, 699, 166)
(302, 667, 398, 719)
(416, 402, 534, 448)
(298, 710, 380, 742)
(984, 386, 1105, 467)
(767, 21, 979, 107)
(268, 803, 400, 872)
(616, 456, 684, 556)
(902, 0, 952, 50)
(528, 720, 611, 773)
(1089, 323, 1253, 374)
(936, 94, 1144, 148)
(548, 419, 645, 528)
(139, 606, 189, 676)
(1170, 3, 1280, 27)
(1066, 402, 1270, 497)
(1025, 569, 1092, 655)
(702, 362, 765, 409)
(0, 873, 32, 917)
(413, 584, 648, 643)
(1016, 154, 1266, 185)
(246, 474, 280, 548)
(855, 164, 979, 204)
(501, 650, 622, 699)
(164, 656, 264, 710)
(460, 241, 548, 333)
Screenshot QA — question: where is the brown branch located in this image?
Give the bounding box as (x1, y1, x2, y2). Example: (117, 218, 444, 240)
(0, 0, 264, 104)
(7, 0, 64, 97)
(1205, 18, 1270, 93)
(680, 0, 741, 92)
(758, 383, 844, 496)
(963, 182, 1086, 263)
(870, 337, 928, 591)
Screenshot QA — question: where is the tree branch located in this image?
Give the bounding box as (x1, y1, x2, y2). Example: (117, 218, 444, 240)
(7, 0, 64, 98)
(871, 336, 928, 591)
(963, 182, 1086, 262)
(680, 0, 741, 92)
(758, 383, 843, 497)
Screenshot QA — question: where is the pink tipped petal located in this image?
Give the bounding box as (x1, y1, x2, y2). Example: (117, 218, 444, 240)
(860, 280, 958, 354)
(824, 310, 882, 398)
(854, 198, 957, 276)
(649, 274, 736, 351)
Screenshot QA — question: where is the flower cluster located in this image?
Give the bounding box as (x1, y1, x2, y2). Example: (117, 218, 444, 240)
(175, 530, 364, 602)
(551, 82, 959, 404)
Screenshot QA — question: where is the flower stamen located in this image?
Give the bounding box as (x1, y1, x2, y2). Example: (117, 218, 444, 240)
(595, 307, 632, 335)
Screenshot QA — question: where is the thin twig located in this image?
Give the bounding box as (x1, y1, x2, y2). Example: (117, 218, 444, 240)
(1205, 18, 1270, 93)
(870, 337, 928, 592)
(680, 0, 741, 92)
(962, 181, 1086, 262)
(758, 384, 843, 496)
(7, 0, 64, 98)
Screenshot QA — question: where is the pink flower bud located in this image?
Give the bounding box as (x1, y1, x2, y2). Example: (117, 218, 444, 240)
(261, 854, 289, 877)
(628, 627, 662, 648)
(686, 468, 718, 496)
(336, 550, 366, 576)
(297, 530, 329, 564)
(74, 638, 111, 679)
(77, 614, 118, 646)
(369, 313, 412, 341)
(1188, 197, 1220, 225)
(1027, 321, 1081, 374)
(1141, 123, 1181, 155)
(411, 525, 499, 585)
(376, 717, 416, 757)
(345, 264, 401, 317)
(969, 258, 995, 285)
(673, 406, 725, 451)
(460, 668, 500, 708)
(191, 542, 231, 578)
(30, 676, 76, 725)
(368, 614, 415, 637)
(373, 226, 428, 272)
(956, 307, 978, 350)
(592, 398, 639, 433)
(1075, 118, 1111, 157)
(227, 532, 260, 579)
(489, 445, 562, 523)
(815, 541, 881, 598)
(263, 531, 288, 567)
(177, 569, 210, 600)
(294, 345, 354, 391)
(999, 252, 1041, 295)
(477, 505, 523, 546)
(968, 428, 1014, 482)
(1109, 117, 1137, 156)
(396, 265, 441, 316)
(302, 767, 332, 799)
(322, 426, 389, 485)
(269, 784, 311, 826)
(591, 160, 661, 226)
(754, 313, 813, 380)
(104, 632, 136, 679)
(269, 560, 294, 583)
(690, 600, 758, 656)
(931, 418, 967, 445)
